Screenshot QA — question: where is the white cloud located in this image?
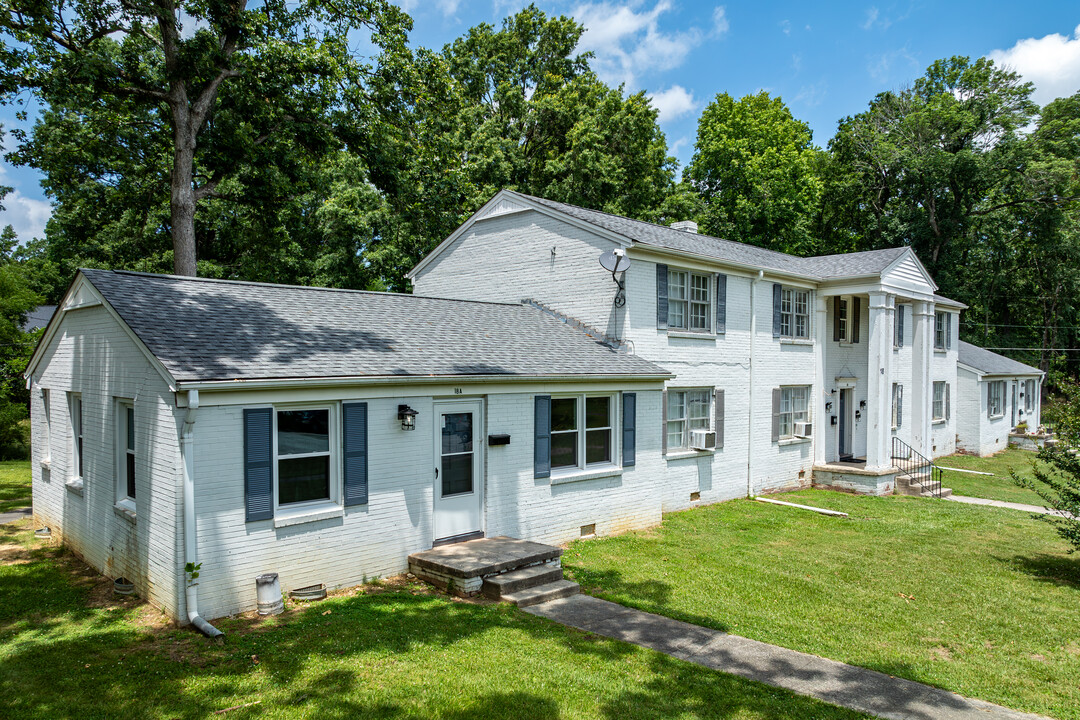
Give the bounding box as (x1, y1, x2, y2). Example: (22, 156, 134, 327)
(794, 81, 828, 108)
(399, 0, 460, 17)
(572, 1, 709, 87)
(0, 189, 51, 244)
(649, 85, 698, 123)
(712, 6, 729, 37)
(780, 19, 791, 36)
(867, 46, 919, 83)
(861, 7, 879, 31)
(669, 135, 689, 157)
(988, 25, 1080, 107)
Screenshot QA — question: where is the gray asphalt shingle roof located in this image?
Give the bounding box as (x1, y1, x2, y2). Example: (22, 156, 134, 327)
(958, 341, 1042, 377)
(515, 191, 911, 280)
(81, 269, 669, 383)
(22, 305, 58, 332)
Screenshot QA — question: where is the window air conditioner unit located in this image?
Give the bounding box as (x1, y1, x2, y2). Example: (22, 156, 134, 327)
(690, 429, 716, 450)
(794, 422, 812, 438)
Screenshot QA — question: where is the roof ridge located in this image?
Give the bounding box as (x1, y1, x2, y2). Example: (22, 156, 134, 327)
(82, 269, 529, 309)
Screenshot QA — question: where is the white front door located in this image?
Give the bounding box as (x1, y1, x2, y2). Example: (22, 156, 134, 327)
(433, 400, 484, 542)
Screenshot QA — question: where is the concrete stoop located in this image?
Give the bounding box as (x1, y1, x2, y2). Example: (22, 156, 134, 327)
(895, 471, 953, 498)
(408, 536, 580, 606)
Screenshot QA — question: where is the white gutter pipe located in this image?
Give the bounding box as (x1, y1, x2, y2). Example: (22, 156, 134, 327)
(747, 270, 764, 497)
(181, 390, 223, 638)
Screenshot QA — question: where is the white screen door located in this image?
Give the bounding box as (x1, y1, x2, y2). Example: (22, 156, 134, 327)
(433, 400, 483, 541)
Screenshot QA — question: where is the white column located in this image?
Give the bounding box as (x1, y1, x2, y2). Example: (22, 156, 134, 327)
(911, 300, 934, 459)
(865, 291, 893, 470)
(814, 293, 829, 466)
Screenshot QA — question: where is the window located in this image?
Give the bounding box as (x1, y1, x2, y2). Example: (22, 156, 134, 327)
(779, 386, 809, 439)
(988, 381, 1005, 418)
(668, 269, 711, 331)
(69, 393, 83, 479)
(117, 401, 136, 506)
(1024, 380, 1036, 414)
(666, 389, 711, 450)
(781, 288, 811, 339)
(934, 311, 949, 349)
(551, 395, 613, 471)
(891, 383, 903, 429)
(894, 304, 905, 347)
(276, 408, 333, 506)
(933, 381, 946, 421)
(41, 389, 51, 464)
(837, 297, 850, 342)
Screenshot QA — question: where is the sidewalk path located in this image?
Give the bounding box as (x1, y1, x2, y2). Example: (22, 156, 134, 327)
(947, 495, 1065, 516)
(0, 507, 31, 525)
(526, 594, 1049, 720)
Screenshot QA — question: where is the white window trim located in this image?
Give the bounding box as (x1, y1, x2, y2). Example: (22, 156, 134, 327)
(667, 268, 714, 334)
(989, 381, 1005, 419)
(932, 381, 946, 423)
(550, 393, 619, 476)
(68, 392, 83, 483)
(837, 296, 852, 344)
(40, 388, 51, 468)
(934, 311, 947, 351)
(779, 385, 810, 440)
(666, 388, 713, 452)
(891, 383, 903, 430)
(780, 287, 812, 340)
(115, 399, 136, 513)
(1023, 380, 1036, 415)
(272, 403, 341, 518)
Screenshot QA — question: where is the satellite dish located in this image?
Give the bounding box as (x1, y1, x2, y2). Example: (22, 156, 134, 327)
(598, 249, 630, 273)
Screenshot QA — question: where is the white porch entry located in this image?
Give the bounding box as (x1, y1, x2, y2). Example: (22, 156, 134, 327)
(432, 400, 484, 542)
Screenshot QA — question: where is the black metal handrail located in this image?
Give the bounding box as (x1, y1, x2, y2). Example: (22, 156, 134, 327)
(891, 436, 943, 498)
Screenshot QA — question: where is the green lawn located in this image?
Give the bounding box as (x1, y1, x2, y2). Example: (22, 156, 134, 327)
(0, 460, 31, 514)
(564, 491, 1080, 720)
(0, 520, 870, 720)
(936, 449, 1048, 505)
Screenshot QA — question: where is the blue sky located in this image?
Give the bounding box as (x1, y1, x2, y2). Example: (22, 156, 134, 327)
(2, 1, 1080, 244)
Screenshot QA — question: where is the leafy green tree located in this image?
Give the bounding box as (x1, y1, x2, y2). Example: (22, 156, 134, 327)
(0, 225, 43, 459)
(686, 91, 824, 254)
(1, 0, 411, 276)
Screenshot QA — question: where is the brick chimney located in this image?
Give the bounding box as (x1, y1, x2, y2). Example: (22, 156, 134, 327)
(670, 220, 698, 234)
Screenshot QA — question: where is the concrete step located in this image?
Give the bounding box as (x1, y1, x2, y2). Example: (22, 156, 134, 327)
(483, 563, 564, 599)
(501, 579, 580, 608)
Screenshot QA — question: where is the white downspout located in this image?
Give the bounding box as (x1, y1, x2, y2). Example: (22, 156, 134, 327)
(181, 389, 223, 638)
(747, 270, 763, 497)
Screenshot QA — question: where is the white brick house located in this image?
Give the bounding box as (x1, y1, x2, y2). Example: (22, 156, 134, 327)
(409, 190, 968, 500)
(25, 270, 669, 626)
(956, 341, 1044, 456)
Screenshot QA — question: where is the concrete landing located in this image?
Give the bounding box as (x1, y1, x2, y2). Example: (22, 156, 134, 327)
(526, 594, 1048, 720)
(409, 536, 568, 598)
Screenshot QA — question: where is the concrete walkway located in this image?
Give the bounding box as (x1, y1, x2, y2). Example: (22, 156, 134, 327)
(526, 594, 1049, 720)
(947, 495, 1065, 516)
(0, 507, 31, 525)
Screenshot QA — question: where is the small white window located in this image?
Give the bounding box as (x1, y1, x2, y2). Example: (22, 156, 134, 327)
(932, 382, 946, 421)
(117, 400, 136, 508)
(781, 288, 811, 339)
(275, 407, 335, 507)
(1023, 380, 1036, 414)
(779, 386, 809, 439)
(41, 389, 51, 464)
(666, 389, 712, 450)
(69, 393, 83, 480)
(837, 297, 850, 342)
(988, 381, 1005, 418)
(551, 395, 615, 471)
(934, 311, 947, 349)
(668, 269, 711, 331)
(891, 383, 903, 429)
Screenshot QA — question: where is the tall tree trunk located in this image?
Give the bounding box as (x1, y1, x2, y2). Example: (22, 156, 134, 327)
(170, 121, 198, 276)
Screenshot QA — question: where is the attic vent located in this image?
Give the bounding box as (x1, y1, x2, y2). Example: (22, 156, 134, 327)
(670, 220, 698, 234)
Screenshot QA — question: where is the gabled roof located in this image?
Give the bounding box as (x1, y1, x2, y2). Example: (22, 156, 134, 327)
(958, 341, 1043, 377)
(70, 270, 669, 385)
(410, 190, 940, 286)
(22, 305, 58, 332)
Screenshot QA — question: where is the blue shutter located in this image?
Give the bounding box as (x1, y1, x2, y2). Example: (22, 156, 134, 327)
(656, 264, 669, 329)
(897, 385, 903, 428)
(771, 388, 781, 442)
(714, 389, 725, 449)
(534, 395, 551, 478)
(244, 408, 273, 522)
(343, 402, 369, 506)
(772, 284, 782, 338)
(715, 274, 727, 333)
(622, 393, 636, 467)
(946, 313, 953, 349)
(852, 297, 861, 343)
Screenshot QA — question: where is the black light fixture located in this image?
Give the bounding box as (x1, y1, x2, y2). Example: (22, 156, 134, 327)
(398, 404, 418, 431)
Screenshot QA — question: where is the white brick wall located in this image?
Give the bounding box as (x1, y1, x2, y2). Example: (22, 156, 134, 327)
(955, 369, 1033, 456)
(30, 305, 183, 616)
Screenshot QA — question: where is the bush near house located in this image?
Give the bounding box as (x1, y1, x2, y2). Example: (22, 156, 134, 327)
(564, 491, 1080, 720)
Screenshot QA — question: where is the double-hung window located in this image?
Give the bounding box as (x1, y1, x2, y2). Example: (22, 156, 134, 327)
(666, 389, 711, 450)
(933, 381, 946, 422)
(837, 297, 850, 342)
(41, 389, 51, 465)
(276, 407, 334, 507)
(69, 393, 83, 480)
(779, 386, 809, 439)
(891, 383, 903, 429)
(988, 381, 1005, 418)
(934, 311, 949, 350)
(1024, 380, 1036, 414)
(667, 269, 711, 332)
(781, 288, 811, 339)
(551, 395, 614, 471)
(117, 400, 136, 508)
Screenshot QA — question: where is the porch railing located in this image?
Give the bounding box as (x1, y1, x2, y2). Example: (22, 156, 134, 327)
(891, 436, 943, 498)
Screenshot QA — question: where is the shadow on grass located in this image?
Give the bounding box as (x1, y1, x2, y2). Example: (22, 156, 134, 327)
(998, 552, 1080, 589)
(562, 563, 731, 634)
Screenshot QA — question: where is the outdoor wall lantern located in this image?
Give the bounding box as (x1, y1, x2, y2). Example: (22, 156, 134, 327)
(398, 404, 418, 431)
(825, 401, 833, 412)
(859, 399, 867, 409)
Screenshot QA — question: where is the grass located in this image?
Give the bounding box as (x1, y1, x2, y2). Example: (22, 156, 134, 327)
(564, 490, 1080, 720)
(0, 523, 872, 719)
(0, 460, 31, 514)
(936, 449, 1048, 505)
